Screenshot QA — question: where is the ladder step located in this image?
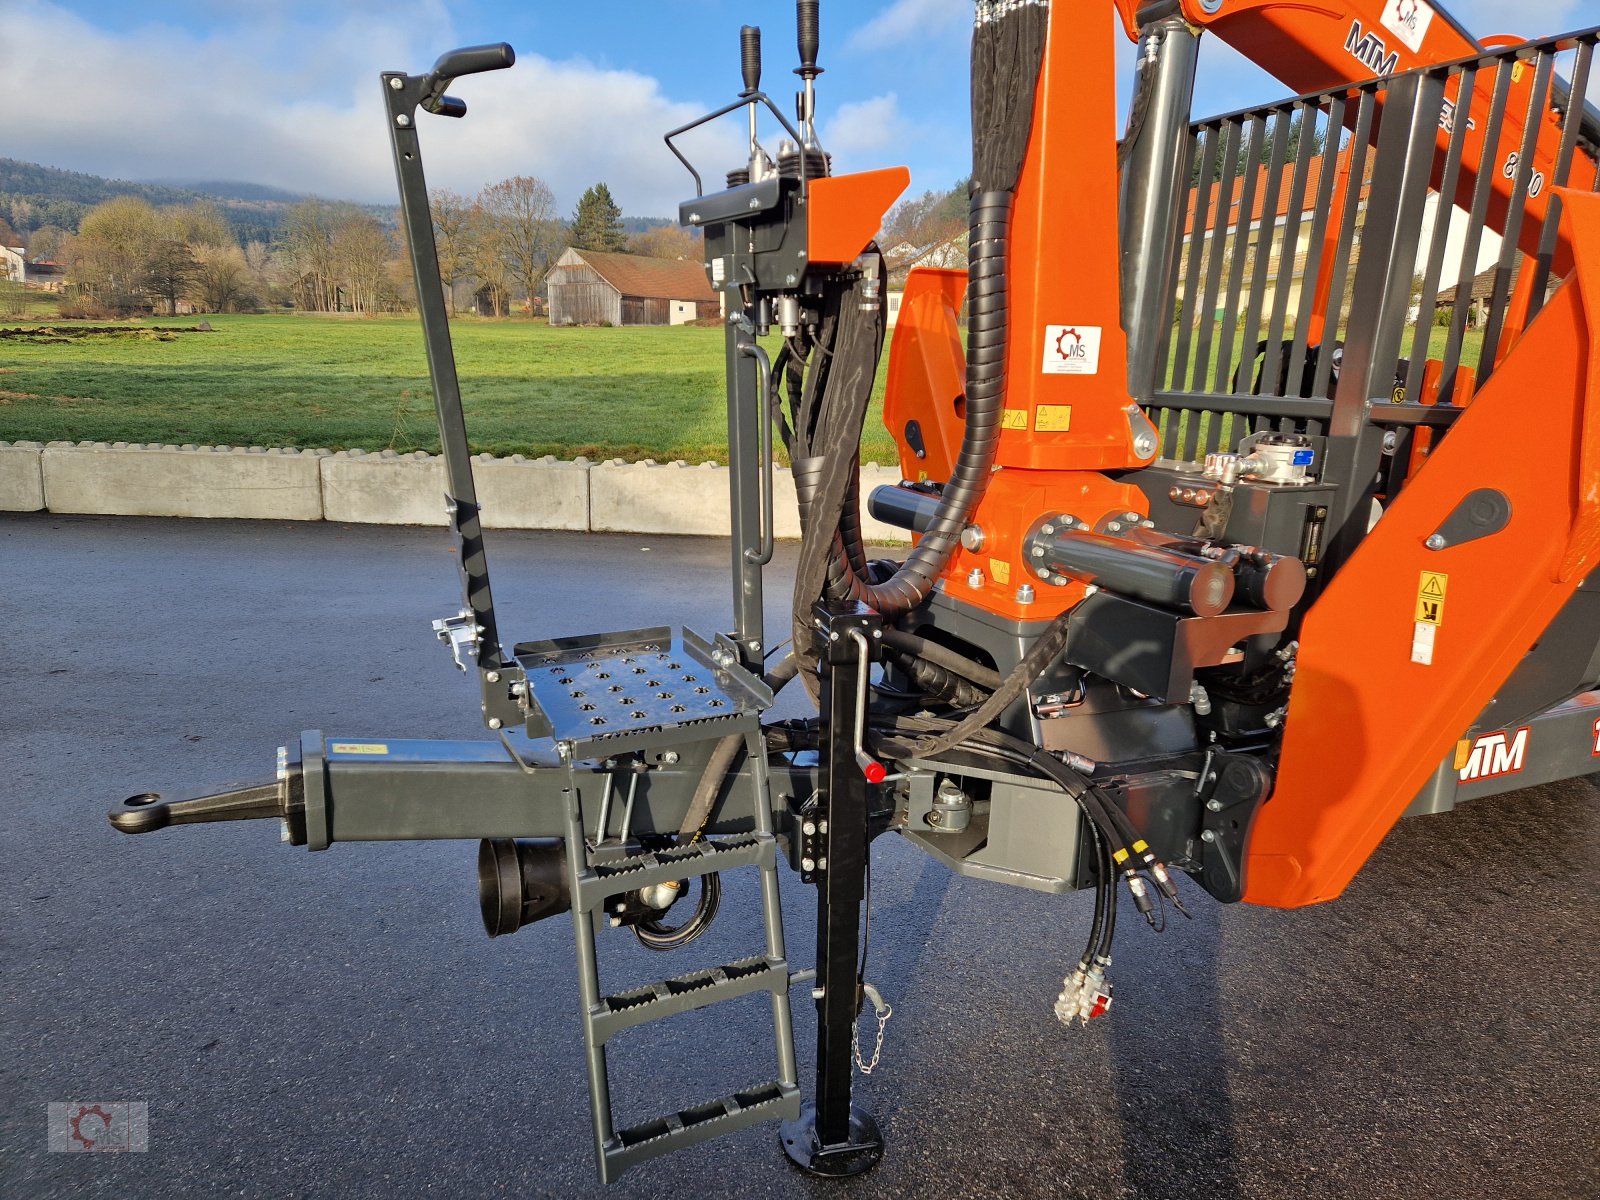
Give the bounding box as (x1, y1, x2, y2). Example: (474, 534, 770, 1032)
(576, 833, 772, 911)
(601, 1080, 801, 1182)
(590, 956, 787, 1044)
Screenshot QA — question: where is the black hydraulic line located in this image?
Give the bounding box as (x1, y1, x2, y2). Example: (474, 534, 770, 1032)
(910, 608, 1074, 760)
(878, 629, 1002, 691)
(678, 734, 744, 843)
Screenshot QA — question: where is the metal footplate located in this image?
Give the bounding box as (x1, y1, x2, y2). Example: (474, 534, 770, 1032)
(558, 703, 799, 1182)
(514, 626, 770, 756)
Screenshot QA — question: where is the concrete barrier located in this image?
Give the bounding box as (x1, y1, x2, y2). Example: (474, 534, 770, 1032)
(0, 441, 45, 511)
(588, 458, 906, 542)
(41, 442, 324, 520)
(319, 449, 446, 526)
(475, 453, 590, 531)
(8, 440, 908, 541)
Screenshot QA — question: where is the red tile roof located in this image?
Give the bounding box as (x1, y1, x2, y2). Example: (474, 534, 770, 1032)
(556, 249, 716, 302)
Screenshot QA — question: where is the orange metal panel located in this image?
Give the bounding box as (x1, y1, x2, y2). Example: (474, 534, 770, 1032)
(807, 167, 910, 266)
(882, 267, 968, 483)
(993, 1, 1145, 473)
(1244, 190, 1600, 908)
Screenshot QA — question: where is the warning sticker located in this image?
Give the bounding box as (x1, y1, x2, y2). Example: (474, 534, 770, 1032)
(1410, 622, 1436, 665)
(1042, 325, 1101, 375)
(1036, 405, 1073, 432)
(331, 742, 389, 755)
(989, 558, 1012, 584)
(1001, 409, 1029, 431)
(1415, 570, 1447, 625)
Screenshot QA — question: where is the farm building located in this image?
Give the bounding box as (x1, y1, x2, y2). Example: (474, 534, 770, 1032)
(546, 248, 719, 326)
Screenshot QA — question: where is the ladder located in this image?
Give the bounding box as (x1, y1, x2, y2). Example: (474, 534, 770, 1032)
(525, 626, 801, 1182)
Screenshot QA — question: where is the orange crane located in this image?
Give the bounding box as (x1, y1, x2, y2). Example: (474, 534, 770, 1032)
(112, 0, 1600, 1183)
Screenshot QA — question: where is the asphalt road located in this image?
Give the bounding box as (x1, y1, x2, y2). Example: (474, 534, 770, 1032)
(3, 514, 1596, 1200)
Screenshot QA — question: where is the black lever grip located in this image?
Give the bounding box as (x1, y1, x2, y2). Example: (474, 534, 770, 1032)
(430, 42, 516, 81)
(740, 25, 762, 94)
(796, 0, 819, 75)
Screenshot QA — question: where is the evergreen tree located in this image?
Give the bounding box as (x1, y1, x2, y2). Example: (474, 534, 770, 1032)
(569, 183, 627, 253)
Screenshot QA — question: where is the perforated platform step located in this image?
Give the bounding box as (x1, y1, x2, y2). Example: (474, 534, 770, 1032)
(604, 1081, 801, 1180)
(590, 955, 789, 1043)
(514, 626, 769, 753)
(575, 833, 773, 911)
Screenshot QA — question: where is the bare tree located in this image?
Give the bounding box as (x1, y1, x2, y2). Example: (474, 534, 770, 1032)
(281, 198, 339, 311)
(467, 201, 513, 316)
(429, 188, 474, 314)
(627, 224, 700, 260)
(189, 245, 253, 313)
(331, 212, 393, 314)
(141, 240, 197, 314)
(477, 175, 562, 313)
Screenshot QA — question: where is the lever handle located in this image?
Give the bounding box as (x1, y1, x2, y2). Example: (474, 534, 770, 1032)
(429, 42, 516, 80)
(796, 0, 819, 75)
(740, 26, 762, 94)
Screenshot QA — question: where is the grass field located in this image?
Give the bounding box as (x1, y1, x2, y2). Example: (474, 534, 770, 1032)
(0, 312, 902, 464)
(0, 308, 1485, 465)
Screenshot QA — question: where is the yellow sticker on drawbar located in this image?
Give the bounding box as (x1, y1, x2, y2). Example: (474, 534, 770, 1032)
(1035, 405, 1073, 432)
(1415, 570, 1448, 625)
(1001, 409, 1028, 431)
(989, 558, 1011, 584)
(331, 742, 389, 755)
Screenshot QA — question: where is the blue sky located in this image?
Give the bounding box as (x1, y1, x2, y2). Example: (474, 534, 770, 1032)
(0, 0, 1583, 218)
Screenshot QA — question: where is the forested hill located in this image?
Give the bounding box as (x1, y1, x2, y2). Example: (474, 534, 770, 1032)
(0, 158, 389, 244)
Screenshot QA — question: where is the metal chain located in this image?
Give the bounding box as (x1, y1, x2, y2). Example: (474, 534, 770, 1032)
(852, 982, 892, 1074)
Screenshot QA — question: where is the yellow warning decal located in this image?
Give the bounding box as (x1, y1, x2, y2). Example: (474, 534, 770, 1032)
(1001, 409, 1029, 431)
(331, 742, 389, 755)
(1452, 739, 1473, 771)
(1035, 405, 1073, 432)
(989, 558, 1012, 584)
(1415, 570, 1448, 625)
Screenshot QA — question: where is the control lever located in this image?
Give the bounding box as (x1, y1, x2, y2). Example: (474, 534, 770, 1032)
(419, 42, 516, 117)
(794, 0, 822, 148)
(847, 629, 887, 784)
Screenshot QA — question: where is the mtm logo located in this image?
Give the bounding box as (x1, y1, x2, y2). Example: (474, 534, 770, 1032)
(47, 1101, 149, 1152)
(1456, 727, 1529, 783)
(1344, 21, 1400, 77)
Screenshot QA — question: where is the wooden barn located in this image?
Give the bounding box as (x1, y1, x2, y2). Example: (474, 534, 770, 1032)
(546, 248, 720, 326)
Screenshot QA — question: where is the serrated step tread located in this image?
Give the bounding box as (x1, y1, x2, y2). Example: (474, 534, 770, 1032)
(600, 1081, 800, 1182)
(589, 956, 786, 1043)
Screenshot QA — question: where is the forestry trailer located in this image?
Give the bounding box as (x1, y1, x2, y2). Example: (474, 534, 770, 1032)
(111, 0, 1600, 1183)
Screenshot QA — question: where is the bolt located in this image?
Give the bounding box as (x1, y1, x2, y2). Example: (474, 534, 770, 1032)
(1200, 829, 1218, 843)
(1031, 545, 1045, 558)
(661, 751, 679, 764)
(873, 629, 882, 639)
(830, 631, 839, 641)
(785, 274, 798, 285)
(1107, 521, 1123, 533)
(1425, 534, 1446, 550)
(749, 198, 761, 209)
(488, 717, 502, 730)
(1206, 798, 1223, 812)
(1041, 523, 1055, 536)
(689, 212, 701, 223)
(817, 857, 827, 870)
(396, 114, 410, 126)
(818, 820, 828, 834)
(812, 987, 826, 1000)
(967, 567, 985, 589)
(801, 856, 816, 872)
(486, 670, 500, 683)
(1036, 567, 1050, 579)
(1016, 583, 1036, 605)
(388, 77, 403, 90)
(802, 820, 816, 836)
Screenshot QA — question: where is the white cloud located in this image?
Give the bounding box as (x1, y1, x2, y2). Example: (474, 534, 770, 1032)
(0, 1, 741, 216)
(843, 0, 969, 54)
(822, 94, 905, 160)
